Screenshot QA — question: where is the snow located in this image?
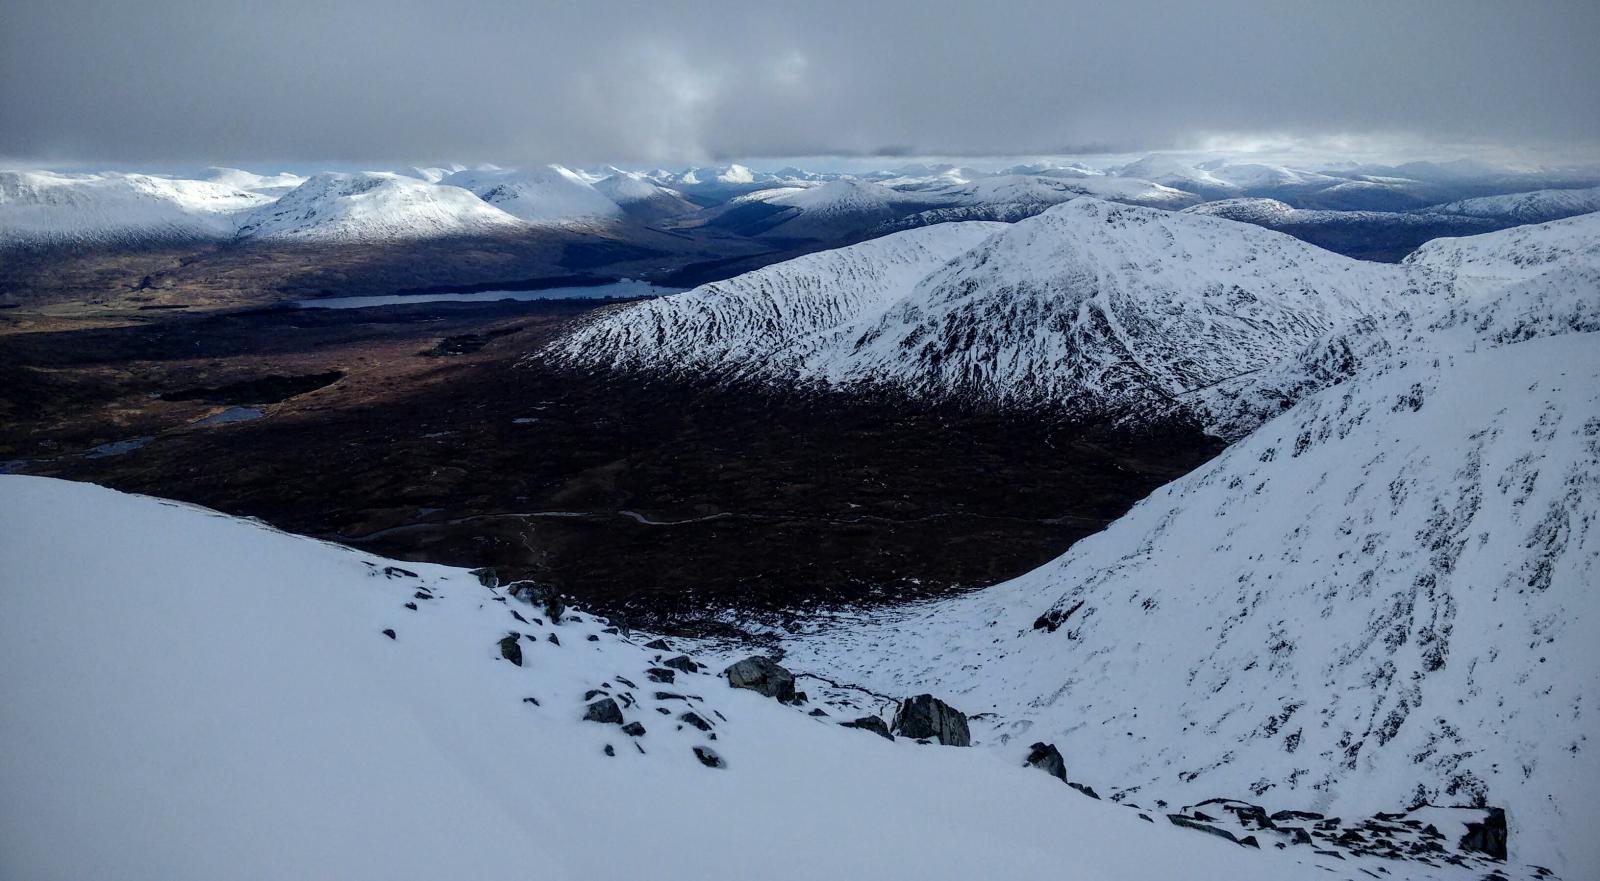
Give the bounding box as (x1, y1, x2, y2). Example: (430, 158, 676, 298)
(1, 475, 1358, 881)
(552, 199, 1442, 432)
(778, 327, 1600, 879)
(235, 172, 528, 242)
(441, 165, 623, 225)
(201, 166, 307, 196)
(1425, 186, 1600, 224)
(0, 170, 271, 248)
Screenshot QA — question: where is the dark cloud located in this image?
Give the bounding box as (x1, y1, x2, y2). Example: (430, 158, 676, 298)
(3, 0, 1597, 165)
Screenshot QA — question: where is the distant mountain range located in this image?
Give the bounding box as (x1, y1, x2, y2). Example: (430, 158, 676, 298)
(5, 155, 1595, 253)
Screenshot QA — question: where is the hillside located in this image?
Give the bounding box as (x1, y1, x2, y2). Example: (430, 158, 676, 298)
(235, 172, 528, 242)
(0, 170, 269, 249)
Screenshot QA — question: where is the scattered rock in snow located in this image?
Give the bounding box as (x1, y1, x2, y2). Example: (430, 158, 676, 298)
(1069, 782, 1101, 800)
(662, 655, 698, 673)
(646, 667, 676, 683)
(498, 634, 523, 666)
(1460, 806, 1508, 860)
(470, 566, 498, 587)
(692, 746, 725, 768)
(586, 634, 599, 642)
(381, 628, 396, 640)
(841, 715, 893, 740)
(679, 712, 713, 731)
(723, 656, 797, 702)
(383, 566, 417, 579)
(603, 744, 615, 757)
(1024, 742, 1067, 782)
(506, 580, 565, 622)
(522, 696, 540, 706)
(808, 708, 828, 717)
(643, 638, 672, 650)
(1169, 814, 1257, 847)
(583, 698, 623, 724)
(547, 633, 560, 646)
(891, 694, 970, 746)
(404, 602, 417, 610)
(621, 721, 646, 737)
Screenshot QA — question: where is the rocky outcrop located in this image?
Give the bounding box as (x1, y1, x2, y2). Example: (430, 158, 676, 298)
(506, 581, 565, 623)
(891, 695, 970, 746)
(723, 656, 797, 702)
(840, 715, 893, 740)
(1024, 742, 1067, 782)
(498, 633, 523, 666)
(582, 698, 624, 724)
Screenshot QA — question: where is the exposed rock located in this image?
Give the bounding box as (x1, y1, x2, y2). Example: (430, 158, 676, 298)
(723, 656, 796, 702)
(498, 633, 522, 666)
(383, 566, 417, 579)
(662, 655, 698, 673)
(582, 698, 623, 724)
(1068, 782, 1100, 800)
(1169, 814, 1254, 847)
(692, 746, 725, 768)
(679, 712, 713, 731)
(506, 580, 565, 622)
(621, 721, 647, 737)
(841, 715, 893, 740)
(643, 638, 672, 650)
(521, 696, 540, 706)
(586, 634, 599, 641)
(808, 708, 828, 717)
(583, 689, 607, 701)
(603, 744, 615, 757)
(646, 667, 676, 683)
(382, 628, 396, 640)
(404, 602, 417, 610)
(546, 633, 560, 646)
(470, 566, 499, 588)
(891, 694, 970, 746)
(1457, 807, 1508, 861)
(1024, 742, 1067, 782)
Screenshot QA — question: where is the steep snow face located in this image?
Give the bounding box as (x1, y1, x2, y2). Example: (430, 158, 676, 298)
(0, 170, 270, 248)
(548, 222, 1006, 377)
(1424, 186, 1600, 225)
(442, 165, 623, 225)
(0, 475, 1364, 881)
(235, 172, 527, 242)
(780, 331, 1600, 879)
(200, 166, 307, 196)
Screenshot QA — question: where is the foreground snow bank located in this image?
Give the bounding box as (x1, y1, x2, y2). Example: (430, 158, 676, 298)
(3, 476, 1338, 881)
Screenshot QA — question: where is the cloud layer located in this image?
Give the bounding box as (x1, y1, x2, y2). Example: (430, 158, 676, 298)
(3, 0, 1597, 165)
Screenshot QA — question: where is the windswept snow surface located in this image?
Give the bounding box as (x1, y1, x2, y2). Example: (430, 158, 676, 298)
(235, 172, 528, 242)
(200, 166, 307, 196)
(552, 199, 1442, 433)
(0, 475, 1369, 881)
(0, 170, 271, 248)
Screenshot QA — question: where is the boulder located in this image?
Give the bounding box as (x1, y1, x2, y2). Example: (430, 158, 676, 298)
(1458, 807, 1507, 861)
(679, 712, 713, 731)
(663, 655, 698, 673)
(646, 668, 676, 683)
(841, 715, 893, 740)
(498, 633, 523, 666)
(582, 698, 623, 724)
(470, 567, 499, 588)
(1023, 742, 1067, 782)
(692, 746, 725, 768)
(1068, 782, 1100, 800)
(643, 638, 672, 651)
(891, 694, 970, 746)
(621, 721, 647, 737)
(723, 656, 797, 702)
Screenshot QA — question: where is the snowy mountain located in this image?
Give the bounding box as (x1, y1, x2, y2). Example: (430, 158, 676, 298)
(235, 172, 528, 242)
(0, 170, 271, 249)
(200, 166, 307, 196)
(550, 221, 1006, 374)
(1184, 198, 1501, 261)
(442, 165, 623, 225)
(0, 473, 1430, 881)
(875, 174, 1202, 233)
(1425, 185, 1600, 225)
(1113, 155, 1243, 198)
(551, 199, 1442, 432)
(775, 218, 1600, 879)
(593, 170, 699, 223)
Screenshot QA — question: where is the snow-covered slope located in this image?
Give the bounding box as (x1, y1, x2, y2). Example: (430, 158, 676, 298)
(779, 325, 1600, 879)
(1425, 186, 1600, 225)
(593, 169, 699, 222)
(552, 199, 1441, 432)
(201, 166, 307, 196)
(0, 170, 270, 249)
(551, 221, 1006, 375)
(0, 475, 1370, 881)
(1183, 198, 1502, 261)
(442, 165, 623, 225)
(235, 172, 528, 242)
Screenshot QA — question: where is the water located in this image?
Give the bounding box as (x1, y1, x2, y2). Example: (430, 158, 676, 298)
(191, 407, 265, 427)
(84, 437, 154, 458)
(297, 279, 679, 310)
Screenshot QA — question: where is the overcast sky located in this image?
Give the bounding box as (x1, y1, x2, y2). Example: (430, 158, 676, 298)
(3, 0, 1598, 168)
